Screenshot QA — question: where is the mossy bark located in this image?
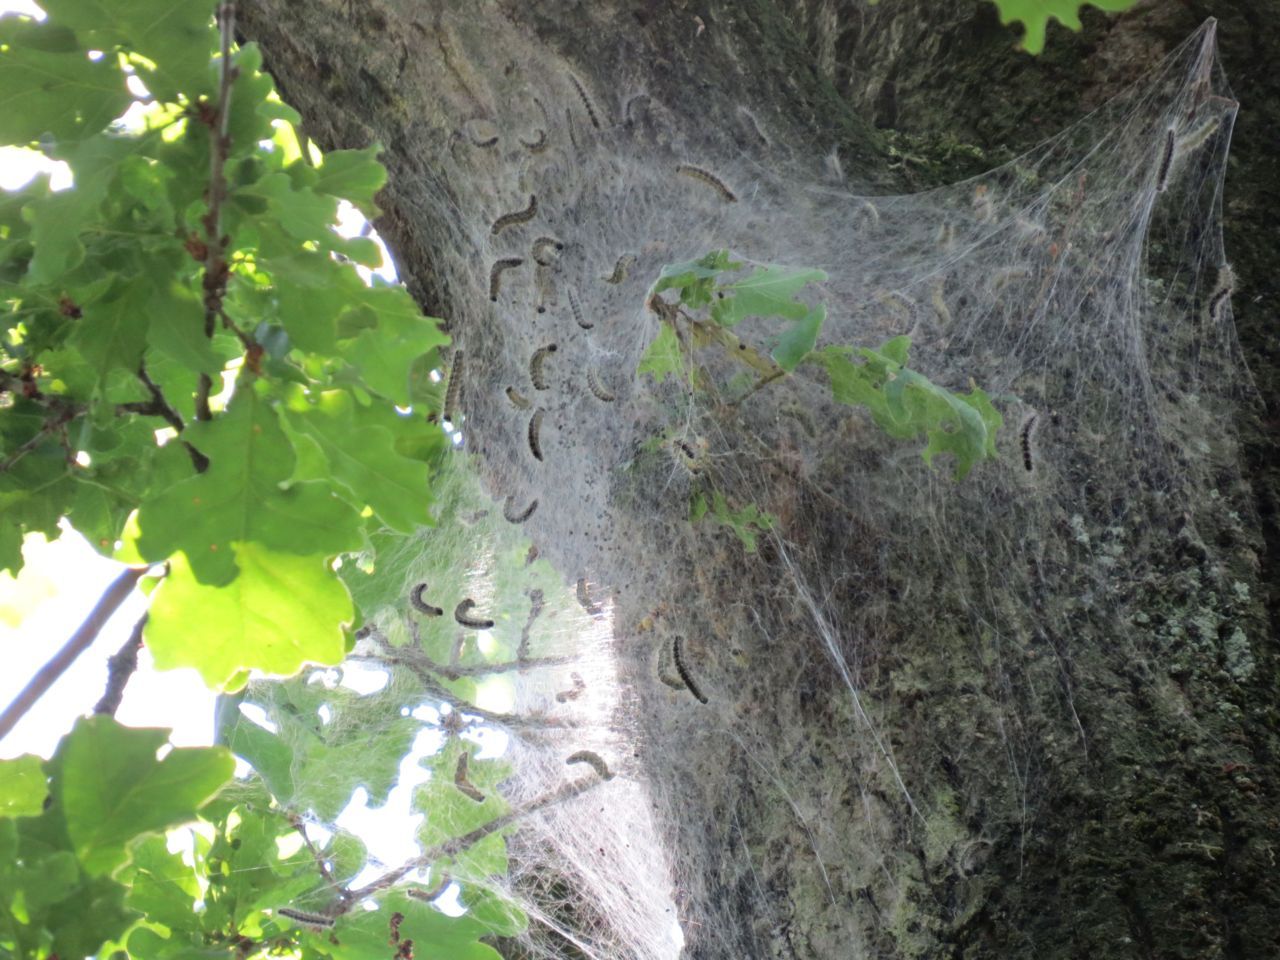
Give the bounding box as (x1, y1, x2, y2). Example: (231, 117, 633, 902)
(237, 2, 1278, 957)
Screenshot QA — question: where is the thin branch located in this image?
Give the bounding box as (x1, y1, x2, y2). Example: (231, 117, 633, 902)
(132, 363, 186, 433)
(0, 566, 148, 742)
(342, 773, 605, 906)
(196, 2, 238, 423)
(92, 611, 148, 716)
(287, 812, 354, 907)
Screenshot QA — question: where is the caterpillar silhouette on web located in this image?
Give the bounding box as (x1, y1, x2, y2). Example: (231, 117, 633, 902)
(566, 749, 614, 780)
(576, 577, 603, 616)
(530, 344, 557, 390)
(527, 409, 545, 461)
(567, 72, 602, 129)
(532, 236, 564, 266)
(675, 163, 738, 202)
(603, 254, 636, 285)
(503, 496, 538, 523)
(1207, 264, 1235, 323)
(489, 257, 523, 301)
(586, 367, 615, 402)
(491, 195, 538, 236)
(567, 286, 591, 329)
(1019, 413, 1038, 472)
(506, 385, 532, 410)
(443, 351, 463, 423)
(454, 599, 494, 629)
(1156, 127, 1175, 193)
(672, 635, 708, 703)
(555, 672, 586, 703)
(410, 583, 443, 617)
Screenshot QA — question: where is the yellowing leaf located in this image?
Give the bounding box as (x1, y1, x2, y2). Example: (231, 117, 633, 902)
(145, 542, 353, 689)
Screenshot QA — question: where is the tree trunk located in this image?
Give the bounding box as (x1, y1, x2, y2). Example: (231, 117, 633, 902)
(238, 2, 1279, 958)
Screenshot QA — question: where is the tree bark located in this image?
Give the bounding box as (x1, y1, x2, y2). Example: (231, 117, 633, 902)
(238, 2, 1279, 958)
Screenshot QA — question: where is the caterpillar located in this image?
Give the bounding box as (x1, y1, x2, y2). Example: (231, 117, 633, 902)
(277, 908, 335, 930)
(1207, 264, 1235, 323)
(489, 257, 523, 301)
(737, 105, 769, 147)
(410, 582, 443, 617)
(780, 403, 816, 438)
(454, 753, 485, 802)
(656, 639, 686, 691)
(491, 195, 538, 236)
(624, 92, 651, 127)
(566, 749, 614, 780)
(586, 367, 615, 402)
(672, 635, 708, 703)
(462, 119, 499, 148)
(506, 385, 532, 410)
(936, 221, 955, 251)
(1019, 412, 1038, 472)
(503, 496, 538, 523)
(1155, 126, 1175, 193)
(971, 184, 994, 222)
(675, 163, 738, 202)
(527, 409, 545, 461)
(443, 350, 463, 423)
(555, 672, 586, 703)
(535, 263, 556, 314)
(930, 280, 952, 326)
(531, 236, 564, 266)
(406, 873, 450, 902)
(566, 286, 591, 329)
(454, 599, 495, 630)
(530, 344, 557, 390)
(518, 128, 547, 152)
(389, 910, 405, 945)
(603, 254, 636, 285)
(858, 200, 879, 229)
(567, 73, 602, 129)
(576, 577, 603, 616)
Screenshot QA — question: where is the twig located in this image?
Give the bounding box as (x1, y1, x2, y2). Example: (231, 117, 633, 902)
(0, 409, 75, 473)
(93, 611, 148, 716)
(287, 813, 354, 906)
(0, 566, 148, 742)
(196, 2, 238, 423)
(342, 772, 604, 906)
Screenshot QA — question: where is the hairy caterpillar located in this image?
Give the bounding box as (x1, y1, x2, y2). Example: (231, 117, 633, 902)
(534, 263, 556, 314)
(675, 163, 738, 202)
(1207, 264, 1235, 323)
(488, 257, 523, 301)
(566, 286, 591, 329)
(1155, 127, 1175, 193)
(503, 496, 538, 523)
(555, 672, 586, 703)
(529, 344, 557, 390)
(566, 749, 614, 780)
(603, 254, 636, 285)
(443, 351, 463, 423)
(491, 195, 538, 236)
(576, 577, 603, 616)
(736, 105, 769, 147)
(506, 385, 532, 410)
(518, 128, 547, 152)
(656, 639, 686, 690)
(567, 73, 602, 129)
(672, 635, 708, 703)
(936, 221, 955, 251)
(531, 236, 564, 266)
(586, 367, 615, 402)
(624, 92, 651, 127)
(410, 583, 443, 617)
(527, 409, 545, 461)
(277, 908, 335, 930)
(454, 599, 495, 630)
(1019, 412, 1038, 472)
(858, 200, 879, 229)
(454, 753, 485, 802)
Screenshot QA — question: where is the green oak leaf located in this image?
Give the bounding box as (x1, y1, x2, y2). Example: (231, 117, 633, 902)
(309, 146, 387, 215)
(135, 384, 363, 585)
(987, 0, 1139, 54)
(120, 835, 201, 935)
(321, 889, 506, 960)
(652, 249, 741, 309)
(339, 285, 450, 406)
(710, 262, 827, 327)
(145, 542, 353, 689)
(0, 18, 129, 144)
(0, 754, 47, 816)
(68, 279, 152, 377)
(37, 0, 217, 101)
(281, 386, 434, 532)
(637, 322, 683, 383)
(52, 715, 233, 876)
(770, 304, 825, 372)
